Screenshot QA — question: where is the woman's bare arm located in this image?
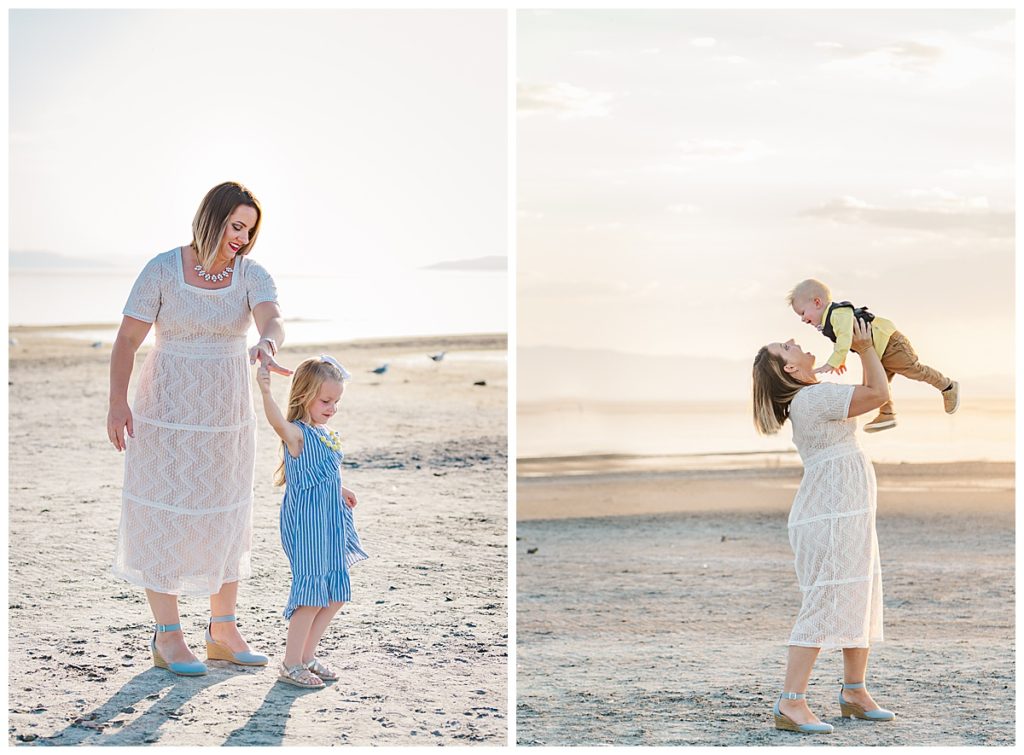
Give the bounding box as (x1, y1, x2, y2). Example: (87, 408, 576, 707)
(847, 318, 889, 419)
(107, 316, 152, 451)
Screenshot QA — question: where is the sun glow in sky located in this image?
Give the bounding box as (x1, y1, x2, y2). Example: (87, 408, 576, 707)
(518, 10, 1014, 381)
(10, 10, 507, 275)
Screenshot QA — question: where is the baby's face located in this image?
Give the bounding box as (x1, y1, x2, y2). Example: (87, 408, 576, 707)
(792, 296, 826, 327)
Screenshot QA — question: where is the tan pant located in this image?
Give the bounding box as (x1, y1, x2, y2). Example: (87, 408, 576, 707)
(878, 330, 951, 415)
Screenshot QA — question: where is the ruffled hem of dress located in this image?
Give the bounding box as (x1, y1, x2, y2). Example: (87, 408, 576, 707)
(109, 564, 252, 597)
(283, 571, 353, 619)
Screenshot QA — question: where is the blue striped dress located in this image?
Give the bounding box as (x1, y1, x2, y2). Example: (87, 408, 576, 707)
(280, 421, 368, 620)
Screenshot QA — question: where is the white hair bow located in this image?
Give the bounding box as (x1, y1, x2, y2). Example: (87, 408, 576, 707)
(319, 354, 352, 381)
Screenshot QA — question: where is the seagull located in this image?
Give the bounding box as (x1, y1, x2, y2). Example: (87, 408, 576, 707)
(371, 363, 389, 375)
(91, 341, 103, 348)
(428, 351, 446, 362)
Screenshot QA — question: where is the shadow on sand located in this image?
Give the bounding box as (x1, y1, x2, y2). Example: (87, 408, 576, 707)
(32, 661, 316, 746)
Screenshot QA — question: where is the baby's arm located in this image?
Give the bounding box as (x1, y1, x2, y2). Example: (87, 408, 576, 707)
(825, 307, 855, 370)
(256, 367, 303, 458)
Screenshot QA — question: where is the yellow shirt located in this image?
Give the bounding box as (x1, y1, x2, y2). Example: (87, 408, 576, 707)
(819, 303, 896, 369)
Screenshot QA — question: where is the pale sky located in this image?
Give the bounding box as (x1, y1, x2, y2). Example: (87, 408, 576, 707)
(518, 10, 1014, 381)
(10, 10, 507, 274)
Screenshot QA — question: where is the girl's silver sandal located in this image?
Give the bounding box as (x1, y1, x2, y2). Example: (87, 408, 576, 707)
(278, 662, 325, 689)
(305, 657, 338, 681)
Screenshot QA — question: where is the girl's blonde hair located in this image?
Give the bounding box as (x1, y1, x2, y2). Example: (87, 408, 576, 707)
(191, 181, 262, 269)
(751, 345, 812, 435)
(274, 358, 348, 486)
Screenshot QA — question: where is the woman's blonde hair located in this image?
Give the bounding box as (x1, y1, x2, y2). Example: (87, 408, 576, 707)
(752, 345, 811, 435)
(274, 358, 348, 486)
(191, 181, 262, 269)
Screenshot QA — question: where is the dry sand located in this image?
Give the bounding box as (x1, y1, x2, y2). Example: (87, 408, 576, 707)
(8, 330, 508, 746)
(516, 462, 1015, 746)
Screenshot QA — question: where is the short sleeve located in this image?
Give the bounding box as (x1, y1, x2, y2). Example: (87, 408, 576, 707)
(245, 259, 278, 310)
(814, 381, 856, 422)
(122, 255, 163, 324)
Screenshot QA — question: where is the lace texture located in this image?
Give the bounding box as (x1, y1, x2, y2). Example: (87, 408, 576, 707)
(786, 382, 883, 649)
(111, 248, 278, 595)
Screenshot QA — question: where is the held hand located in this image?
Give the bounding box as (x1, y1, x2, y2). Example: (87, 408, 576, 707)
(850, 317, 874, 354)
(341, 486, 358, 509)
(249, 342, 294, 376)
(255, 365, 272, 393)
(813, 364, 835, 375)
(107, 401, 134, 452)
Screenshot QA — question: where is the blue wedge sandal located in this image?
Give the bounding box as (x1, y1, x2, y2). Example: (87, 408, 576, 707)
(205, 614, 269, 666)
(839, 681, 895, 721)
(151, 622, 207, 676)
(773, 692, 834, 734)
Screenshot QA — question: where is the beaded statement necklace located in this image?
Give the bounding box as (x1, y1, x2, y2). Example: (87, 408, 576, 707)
(317, 427, 343, 453)
(194, 262, 234, 282)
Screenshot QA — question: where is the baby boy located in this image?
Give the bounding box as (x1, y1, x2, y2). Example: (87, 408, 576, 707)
(788, 278, 959, 432)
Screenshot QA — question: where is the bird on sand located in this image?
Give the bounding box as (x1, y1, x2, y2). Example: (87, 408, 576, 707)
(371, 363, 389, 375)
(428, 351, 446, 362)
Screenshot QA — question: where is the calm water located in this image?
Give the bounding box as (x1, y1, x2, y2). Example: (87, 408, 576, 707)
(9, 268, 506, 344)
(519, 398, 1014, 466)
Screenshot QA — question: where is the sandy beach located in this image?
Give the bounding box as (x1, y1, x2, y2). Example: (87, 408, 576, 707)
(8, 329, 508, 746)
(517, 461, 1015, 746)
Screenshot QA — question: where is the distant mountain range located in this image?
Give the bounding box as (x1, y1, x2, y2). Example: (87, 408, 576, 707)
(519, 345, 1014, 403)
(423, 255, 506, 271)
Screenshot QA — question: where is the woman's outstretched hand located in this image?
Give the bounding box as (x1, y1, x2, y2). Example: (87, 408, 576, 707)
(850, 317, 874, 355)
(249, 340, 293, 376)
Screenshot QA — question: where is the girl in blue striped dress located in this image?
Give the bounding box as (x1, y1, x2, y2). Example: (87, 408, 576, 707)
(256, 355, 368, 689)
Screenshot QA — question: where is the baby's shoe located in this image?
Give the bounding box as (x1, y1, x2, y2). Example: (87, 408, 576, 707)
(864, 412, 896, 433)
(942, 381, 960, 414)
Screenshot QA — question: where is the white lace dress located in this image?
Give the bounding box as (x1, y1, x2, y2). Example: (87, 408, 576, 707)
(111, 247, 278, 596)
(786, 381, 883, 649)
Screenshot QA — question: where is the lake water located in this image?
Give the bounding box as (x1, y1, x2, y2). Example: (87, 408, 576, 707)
(9, 267, 506, 344)
(518, 398, 1014, 468)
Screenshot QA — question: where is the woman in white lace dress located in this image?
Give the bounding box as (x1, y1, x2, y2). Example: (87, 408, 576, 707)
(107, 182, 292, 676)
(752, 318, 895, 734)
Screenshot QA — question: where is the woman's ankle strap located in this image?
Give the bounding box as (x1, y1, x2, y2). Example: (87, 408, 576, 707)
(210, 614, 237, 624)
(842, 681, 866, 689)
(780, 691, 806, 700)
(155, 622, 181, 633)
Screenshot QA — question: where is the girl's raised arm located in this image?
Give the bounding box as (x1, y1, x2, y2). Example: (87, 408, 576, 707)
(256, 367, 303, 457)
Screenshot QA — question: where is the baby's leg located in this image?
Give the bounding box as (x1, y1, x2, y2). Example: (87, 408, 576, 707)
(881, 332, 951, 393)
(284, 605, 320, 666)
(878, 365, 896, 416)
(302, 601, 346, 663)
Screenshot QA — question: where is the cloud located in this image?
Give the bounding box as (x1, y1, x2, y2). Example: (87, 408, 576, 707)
(667, 203, 700, 215)
(942, 162, 1012, 180)
(820, 38, 944, 79)
(971, 18, 1014, 44)
(713, 55, 747, 64)
(902, 188, 990, 210)
(690, 37, 716, 47)
(674, 138, 775, 162)
(801, 195, 1013, 237)
(517, 81, 614, 120)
